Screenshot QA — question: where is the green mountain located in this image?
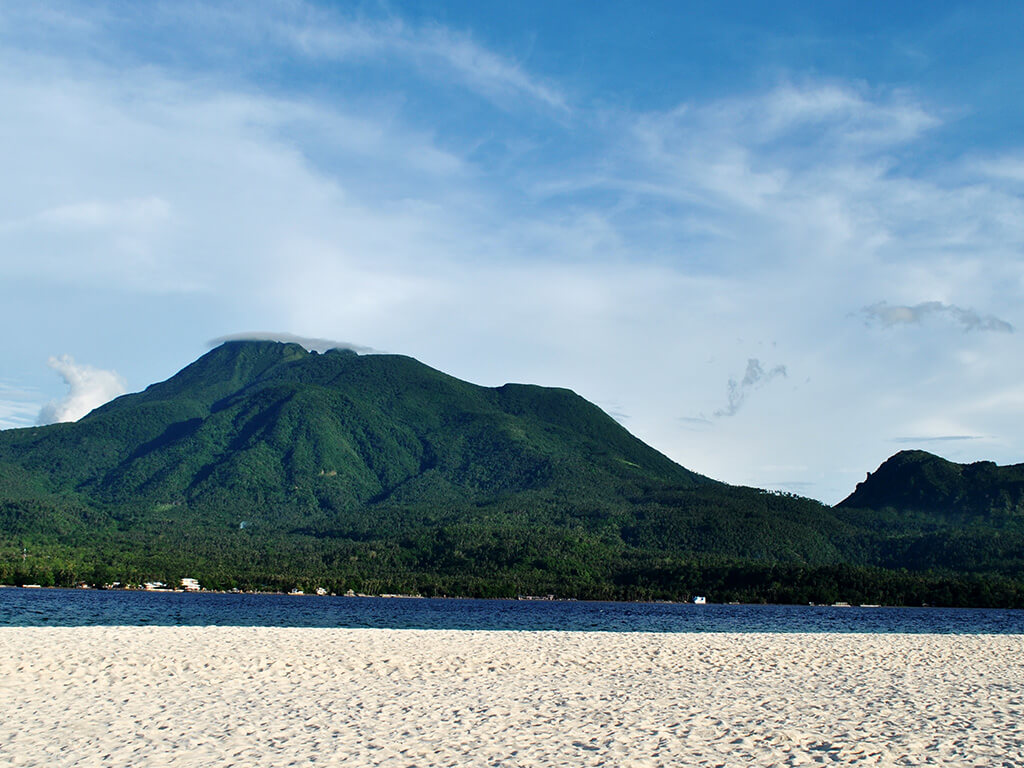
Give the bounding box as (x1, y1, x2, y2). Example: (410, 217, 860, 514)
(1, 342, 1022, 606)
(833, 450, 1024, 582)
(4, 343, 688, 502)
(839, 449, 1024, 520)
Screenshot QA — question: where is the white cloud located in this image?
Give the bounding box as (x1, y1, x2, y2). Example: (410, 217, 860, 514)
(37, 355, 126, 424)
(208, 332, 377, 353)
(31, 196, 172, 230)
(0, 65, 473, 294)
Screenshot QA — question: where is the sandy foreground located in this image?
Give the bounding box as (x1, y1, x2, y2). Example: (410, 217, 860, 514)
(1, 628, 1022, 767)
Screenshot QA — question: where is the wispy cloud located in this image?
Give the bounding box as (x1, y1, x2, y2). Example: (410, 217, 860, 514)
(715, 359, 787, 418)
(889, 435, 983, 443)
(862, 301, 1014, 333)
(0, 383, 40, 430)
(0, 2, 569, 114)
(971, 154, 1024, 184)
(32, 197, 172, 230)
(677, 82, 939, 155)
(208, 332, 378, 354)
(545, 82, 967, 292)
(280, 15, 569, 112)
(37, 356, 126, 425)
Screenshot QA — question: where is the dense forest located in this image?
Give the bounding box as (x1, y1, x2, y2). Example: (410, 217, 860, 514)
(2, 341, 1023, 606)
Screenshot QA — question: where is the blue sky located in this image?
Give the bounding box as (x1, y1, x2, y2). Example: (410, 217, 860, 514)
(3, 1, 1024, 502)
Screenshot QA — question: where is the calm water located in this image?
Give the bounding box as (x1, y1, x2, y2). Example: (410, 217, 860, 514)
(2, 588, 1023, 632)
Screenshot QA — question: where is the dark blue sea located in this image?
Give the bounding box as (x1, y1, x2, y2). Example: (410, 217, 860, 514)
(2, 588, 1023, 632)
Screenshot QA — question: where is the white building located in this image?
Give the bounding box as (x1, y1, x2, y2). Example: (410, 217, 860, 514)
(180, 577, 201, 591)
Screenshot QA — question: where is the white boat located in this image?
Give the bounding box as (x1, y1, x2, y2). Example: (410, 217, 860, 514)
(692, 595, 706, 605)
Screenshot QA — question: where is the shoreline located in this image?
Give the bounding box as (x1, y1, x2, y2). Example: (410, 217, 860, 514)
(1, 583, 996, 609)
(2, 627, 1022, 766)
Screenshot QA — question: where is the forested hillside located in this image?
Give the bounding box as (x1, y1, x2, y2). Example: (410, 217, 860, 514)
(1, 342, 1021, 606)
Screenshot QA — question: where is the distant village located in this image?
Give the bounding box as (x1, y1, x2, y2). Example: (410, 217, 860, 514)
(129, 578, 335, 595)
(11, 577, 339, 595)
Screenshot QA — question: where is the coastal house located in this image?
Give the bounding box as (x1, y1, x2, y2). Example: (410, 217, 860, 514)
(180, 577, 201, 591)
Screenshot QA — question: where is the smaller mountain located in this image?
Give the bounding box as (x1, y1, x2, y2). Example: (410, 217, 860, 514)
(838, 450, 1024, 521)
(833, 449, 1024, 582)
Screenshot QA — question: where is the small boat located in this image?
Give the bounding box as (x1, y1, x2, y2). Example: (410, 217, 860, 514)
(692, 595, 706, 605)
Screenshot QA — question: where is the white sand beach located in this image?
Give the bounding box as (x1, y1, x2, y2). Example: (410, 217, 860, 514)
(1, 628, 1021, 767)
